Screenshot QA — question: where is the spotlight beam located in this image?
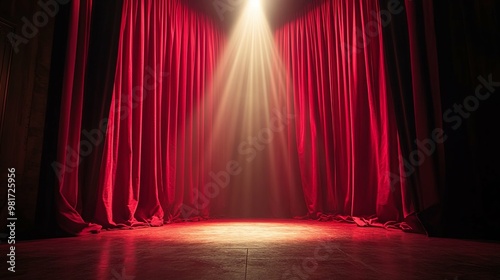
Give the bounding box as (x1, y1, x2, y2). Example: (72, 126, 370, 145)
(197, 0, 295, 215)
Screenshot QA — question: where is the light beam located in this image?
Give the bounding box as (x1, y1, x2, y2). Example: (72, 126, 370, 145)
(198, 0, 297, 216)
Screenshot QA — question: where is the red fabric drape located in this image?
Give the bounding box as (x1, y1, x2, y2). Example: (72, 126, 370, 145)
(404, 0, 444, 212)
(274, 0, 408, 222)
(56, 0, 414, 234)
(94, 0, 226, 227)
(54, 0, 102, 234)
(380, 0, 444, 234)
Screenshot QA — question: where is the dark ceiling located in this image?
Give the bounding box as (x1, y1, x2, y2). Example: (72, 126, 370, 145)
(181, 0, 326, 31)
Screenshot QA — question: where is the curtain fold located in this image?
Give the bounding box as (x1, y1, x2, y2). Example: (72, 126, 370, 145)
(381, 0, 445, 235)
(53, 0, 129, 234)
(54, 0, 101, 235)
(80, 0, 124, 223)
(94, 0, 226, 227)
(274, 0, 408, 224)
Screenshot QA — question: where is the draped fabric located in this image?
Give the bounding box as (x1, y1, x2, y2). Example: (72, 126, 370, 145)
(274, 0, 409, 222)
(53, 0, 102, 234)
(55, 0, 432, 235)
(94, 0, 225, 227)
(381, 0, 445, 235)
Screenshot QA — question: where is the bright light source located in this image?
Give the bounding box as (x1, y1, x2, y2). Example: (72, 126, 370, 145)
(249, 0, 261, 9)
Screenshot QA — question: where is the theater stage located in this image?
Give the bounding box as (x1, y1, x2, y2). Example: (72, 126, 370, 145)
(2, 219, 500, 279)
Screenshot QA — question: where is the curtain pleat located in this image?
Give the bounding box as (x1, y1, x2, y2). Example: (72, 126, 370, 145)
(274, 0, 407, 223)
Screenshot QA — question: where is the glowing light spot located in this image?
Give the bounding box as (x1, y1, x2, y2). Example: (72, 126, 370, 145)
(248, 0, 261, 10)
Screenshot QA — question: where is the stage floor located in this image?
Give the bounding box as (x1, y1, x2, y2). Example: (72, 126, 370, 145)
(2, 219, 500, 279)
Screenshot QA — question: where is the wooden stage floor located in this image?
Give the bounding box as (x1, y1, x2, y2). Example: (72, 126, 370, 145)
(2, 219, 499, 279)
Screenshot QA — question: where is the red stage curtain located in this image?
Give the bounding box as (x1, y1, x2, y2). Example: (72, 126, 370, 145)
(54, 0, 102, 234)
(94, 0, 226, 227)
(380, 0, 445, 235)
(55, 0, 422, 235)
(274, 0, 410, 223)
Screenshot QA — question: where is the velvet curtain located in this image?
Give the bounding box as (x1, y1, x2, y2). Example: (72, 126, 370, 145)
(40, 0, 123, 236)
(381, 0, 445, 235)
(53, 0, 101, 235)
(95, 0, 226, 227)
(275, 0, 409, 224)
(55, 0, 427, 235)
